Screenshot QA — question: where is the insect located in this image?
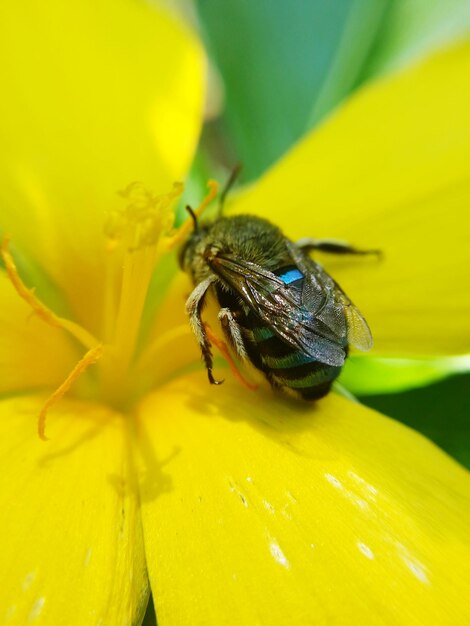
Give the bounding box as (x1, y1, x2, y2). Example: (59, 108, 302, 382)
(179, 197, 375, 400)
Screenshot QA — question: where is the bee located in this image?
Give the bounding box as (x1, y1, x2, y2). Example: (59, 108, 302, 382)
(179, 201, 375, 400)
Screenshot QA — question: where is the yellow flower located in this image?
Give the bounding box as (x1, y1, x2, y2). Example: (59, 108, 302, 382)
(0, 2, 469, 625)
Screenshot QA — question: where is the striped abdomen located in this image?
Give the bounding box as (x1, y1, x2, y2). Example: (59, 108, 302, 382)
(244, 314, 342, 400)
(216, 265, 343, 400)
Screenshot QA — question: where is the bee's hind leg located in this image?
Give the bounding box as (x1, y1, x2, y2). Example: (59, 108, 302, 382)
(185, 277, 223, 385)
(296, 237, 380, 257)
(218, 308, 248, 360)
(212, 308, 258, 391)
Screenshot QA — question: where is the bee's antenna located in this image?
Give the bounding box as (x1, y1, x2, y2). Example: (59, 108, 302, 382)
(218, 163, 242, 217)
(185, 205, 199, 232)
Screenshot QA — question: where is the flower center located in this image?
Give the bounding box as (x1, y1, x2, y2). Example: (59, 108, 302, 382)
(1, 180, 219, 438)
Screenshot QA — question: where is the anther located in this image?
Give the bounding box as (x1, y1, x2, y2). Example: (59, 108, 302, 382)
(105, 181, 185, 251)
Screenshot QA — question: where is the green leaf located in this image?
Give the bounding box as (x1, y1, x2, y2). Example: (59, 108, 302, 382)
(361, 0, 470, 79)
(340, 355, 470, 396)
(197, 0, 389, 181)
(361, 373, 470, 470)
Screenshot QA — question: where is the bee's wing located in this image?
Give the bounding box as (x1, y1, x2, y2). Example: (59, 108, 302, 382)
(210, 254, 347, 367)
(335, 289, 373, 352)
(291, 244, 373, 353)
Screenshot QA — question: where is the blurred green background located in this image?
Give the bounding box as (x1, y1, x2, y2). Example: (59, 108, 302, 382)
(182, 0, 470, 468)
(195, 0, 470, 182)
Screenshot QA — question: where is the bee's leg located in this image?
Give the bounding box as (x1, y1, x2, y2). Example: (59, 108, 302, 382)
(218, 308, 248, 360)
(185, 277, 223, 385)
(207, 321, 258, 391)
(295, 237, 380, 256)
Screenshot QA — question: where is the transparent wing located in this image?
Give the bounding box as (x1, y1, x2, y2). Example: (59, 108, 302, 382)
(337, 291, 373, 352)
(210, 254, 347, 367)
(288, 241, 373, 353)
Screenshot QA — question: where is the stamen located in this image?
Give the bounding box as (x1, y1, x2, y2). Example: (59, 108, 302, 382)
(165, 180, 219, 250)
(38, 344, 104, 441)
(206, 326, 258, 391)
(1, 237, 100, 351)
(101, 182, 185, 401)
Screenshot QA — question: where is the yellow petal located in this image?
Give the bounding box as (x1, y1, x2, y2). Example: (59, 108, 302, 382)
(137, 375, 470, 625)
(0, 270, 79, 394)
(0, 0, 205, 332)
(233, 41, 470, 357)
(0, 396, 148, 625)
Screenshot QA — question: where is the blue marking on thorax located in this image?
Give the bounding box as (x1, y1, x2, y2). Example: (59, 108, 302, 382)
(278, 268, 303, 284)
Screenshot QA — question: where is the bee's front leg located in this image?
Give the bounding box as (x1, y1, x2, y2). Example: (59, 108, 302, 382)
(295, 237, 380, 256)
(185, 276, 224, 385)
